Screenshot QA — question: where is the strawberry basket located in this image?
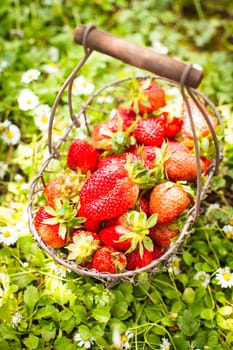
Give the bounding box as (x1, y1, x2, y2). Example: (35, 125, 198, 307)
(28, 25, 223, 287)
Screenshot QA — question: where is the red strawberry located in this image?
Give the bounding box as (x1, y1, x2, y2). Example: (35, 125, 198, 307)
(67, 139, 98, 173)
(149, 222, 179, 248)
(34, 206, 67, 248)
(79, 161, 156, 221)
(167, 140, 190, 154)
(99, 210, 157, 253)
(149, 181, 189, 223)
(133, 116, 166, 147)
(66, 230, 100, 264)
(91, 246, 127, 274)
(137, 80, 166, 114)
(164, 149, 204, 182)
(126, 246, 153, 270)
(111, 107, 136, 130)
(180, 98, 217, 141)
(77, 207, 102, 232)
(43, 172, 84, 204)
(152, 244, 164, 259)
(91, 112, 135, 155)
(34, 199, 83, 248)
(164, 112, 182, 138)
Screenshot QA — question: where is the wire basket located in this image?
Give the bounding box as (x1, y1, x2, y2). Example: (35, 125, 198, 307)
(28, 25, 223, 287)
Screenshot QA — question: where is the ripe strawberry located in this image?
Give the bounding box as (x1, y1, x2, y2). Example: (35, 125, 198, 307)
(66, 230, 100, 264)
(167, 140, 190, 154)
(91, 111, 136, 155)
(136, 80, 166, 115)
(43, 171, 85, 204)
(163, 112, 182, 138)
(152, 244, 164, 259)
(133, 116, 166, 147)
(34, 206, 67, 248)
(164, 149, 204, 182)
(149, 222, 179, 248)
(79, 161, 156, 221)
(91, 246, 127, 274)
(149, 181, 189, 223)
(99, 210, 157, 253)
(126, 246, 153, 270)
(180, 98, 217, 141)
(34, 199, 83, 248)
(67, 139, 98, 173)
(111, 107, 136, 130)
(77, 207, 102, 232)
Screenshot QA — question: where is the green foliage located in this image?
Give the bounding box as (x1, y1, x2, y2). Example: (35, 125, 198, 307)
(0, 0, 233, 349)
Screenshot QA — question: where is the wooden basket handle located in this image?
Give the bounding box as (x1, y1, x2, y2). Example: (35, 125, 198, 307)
(73, 24, 203, 88)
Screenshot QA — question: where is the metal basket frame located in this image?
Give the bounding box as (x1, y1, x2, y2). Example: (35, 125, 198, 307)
(28, 26, 223, 287)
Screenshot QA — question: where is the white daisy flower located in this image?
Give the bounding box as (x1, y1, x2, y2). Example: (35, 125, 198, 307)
(160, 337, 171, 350)
(0, 226, 20, 246)
(205, 203, 220, 217)
(222, 224, 233, 239)
(169, 255, 181, 275)
(73, 333, 95, 349)
(122, 330, 134, 349)
(193, 271, 210, 288)
(1, 123, 21, 145)
(96, 95, 114, 104)
(34, 104, 51, 131)
(47, 261, 68, 278)
(18, 89, 39, 111)
(216, 267, 233, 288)
(21, 69, 41, 84)
(72, 76, 94, 96)
(0, 120, 11, 130)
(0, 161, 8, 179)
(11, 311, 23, 327)
(0, 60, 9, 72)
(152, 41, 169, 55)
(42, 62, 59, 74)
(48, 47, 59, 62)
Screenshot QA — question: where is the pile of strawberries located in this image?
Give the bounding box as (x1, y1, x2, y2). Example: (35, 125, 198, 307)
(34, 79, 217, 275)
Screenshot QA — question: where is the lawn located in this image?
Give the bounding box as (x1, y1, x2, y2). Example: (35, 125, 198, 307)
(0, 1, 233, 349)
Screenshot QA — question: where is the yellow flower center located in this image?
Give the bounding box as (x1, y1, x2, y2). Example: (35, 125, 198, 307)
(26, 99, 32, 105)
(7, 131, 14, 139)
(41, 115, 48, 124)
(223, 273, 231, 281)
(4, 230, 11, 238)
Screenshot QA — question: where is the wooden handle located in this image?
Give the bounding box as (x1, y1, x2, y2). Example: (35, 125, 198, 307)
(74, 24, 203, 88)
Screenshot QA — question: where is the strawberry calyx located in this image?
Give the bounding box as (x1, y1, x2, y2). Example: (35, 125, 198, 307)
(117, 210, 158, 256)
(66, 231, 100, 264)
(125, 156, 158, 190)
(42, 198, 85, 240)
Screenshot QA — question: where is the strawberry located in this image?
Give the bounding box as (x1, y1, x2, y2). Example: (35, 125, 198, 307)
(149, 181, 189, 223)
(99, 210, 157, 253)
(111, 107, 136, 130)
(43, 171, 85, 205)
(152, 244, 164, 259)
(34, 206, 67, 248)
(67, 139, 98, 173)
(149, 222, 179, 248)
(34, 199, 84, 248)
(79, 161, 156, 221)
(167, 140, 190, 154)
(77, 207, 102, 232)
(180, 98, 217, 142)
(163, 112, 182, 138)
(126, 246, 153, 270)
(91, 246, 127, 273)
(164, 149, 204, 182)
(133, 115, 166, 147)
(66, 230, 100, 264)
(136, 79, 166, 115)
(91, 111, 136, 155)
(97, 152, 154, 170)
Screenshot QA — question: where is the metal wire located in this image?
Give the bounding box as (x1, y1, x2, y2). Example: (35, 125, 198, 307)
(28, 47, 223, 286)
